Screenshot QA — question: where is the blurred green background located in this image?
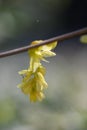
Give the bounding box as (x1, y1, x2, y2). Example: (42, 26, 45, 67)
(0, 0, 87, 130)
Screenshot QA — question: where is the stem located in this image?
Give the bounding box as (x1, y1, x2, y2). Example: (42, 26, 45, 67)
(0, 27, 87, 58)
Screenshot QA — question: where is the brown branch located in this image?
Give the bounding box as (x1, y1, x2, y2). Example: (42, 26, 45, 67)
(0, 27, 87, 58)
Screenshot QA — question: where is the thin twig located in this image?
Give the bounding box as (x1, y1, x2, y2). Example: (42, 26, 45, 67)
(0, 27, 87, 58)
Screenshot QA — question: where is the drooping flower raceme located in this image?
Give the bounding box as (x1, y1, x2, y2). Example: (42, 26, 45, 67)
(18, 40, 57, 102)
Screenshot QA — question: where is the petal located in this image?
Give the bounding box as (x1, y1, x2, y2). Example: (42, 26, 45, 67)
(31, 40, 43, 45)
(30, 95, 36, 102)
(30, 91, 45, 102)
(21, 86, 30, 94)
(18, 70, 28, 75)
(41, 51, 56, 57)
(37, 92, 45, 101)
(37, 65, 46, 76)
(36, 72, 48, 88)
(21, 78, 34, 94)
(17, 83, 23, 88)
(29, 57, 41, 72)
(41, 58, 49, 63)
(33, 62, 41, 72)
(40, 41, 57, 51)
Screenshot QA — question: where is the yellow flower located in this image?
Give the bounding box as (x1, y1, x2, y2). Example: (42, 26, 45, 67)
(28, 40, 57, 72)
(18, 65, 48, 102)
(18, 40, 57, 102)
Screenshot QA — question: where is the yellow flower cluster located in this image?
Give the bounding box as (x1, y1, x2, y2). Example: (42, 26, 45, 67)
(18, 40, 57, 102)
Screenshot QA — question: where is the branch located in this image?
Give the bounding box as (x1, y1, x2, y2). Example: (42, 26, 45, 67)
(0, 27, 87, 58)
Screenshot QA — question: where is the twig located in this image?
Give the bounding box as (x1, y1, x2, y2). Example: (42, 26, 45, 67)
(0, 27, 87, 58)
